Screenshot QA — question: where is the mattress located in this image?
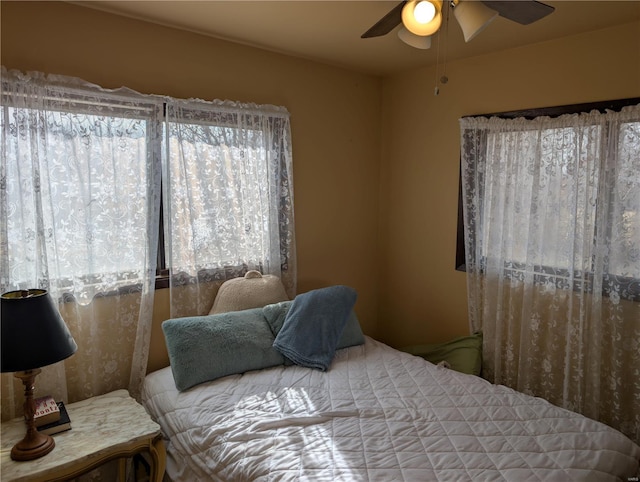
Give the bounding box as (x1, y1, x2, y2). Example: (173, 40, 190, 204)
(142, 336, 640, 481)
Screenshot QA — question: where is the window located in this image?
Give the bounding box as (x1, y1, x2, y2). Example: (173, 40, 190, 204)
(1, 72, 294, 299)
(1, 92, 162, 300)
(456, 98, 640, 300)
(161, 101, 294, 287)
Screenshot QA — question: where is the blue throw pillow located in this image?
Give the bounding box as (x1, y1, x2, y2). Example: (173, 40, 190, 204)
(272, 286, 358, 371)
(162, 308, 285, 391)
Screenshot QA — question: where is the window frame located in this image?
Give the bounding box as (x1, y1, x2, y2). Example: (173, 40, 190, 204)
(2, 94, 291, 295)
(455, 97, 640, 300)
(154, 104, 294, 290)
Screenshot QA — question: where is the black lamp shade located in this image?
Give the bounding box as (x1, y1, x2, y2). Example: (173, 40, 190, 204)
(1, 289, 78, 373)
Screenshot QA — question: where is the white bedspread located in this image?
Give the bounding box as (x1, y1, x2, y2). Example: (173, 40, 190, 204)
(142, 337, 640, 481)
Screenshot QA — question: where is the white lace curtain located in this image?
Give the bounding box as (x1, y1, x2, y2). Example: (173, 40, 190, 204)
(1, 67, 295, 420)
(460, 105, 640, 444)
(164, 99, 295, 319)
(1, 68, 163, 415)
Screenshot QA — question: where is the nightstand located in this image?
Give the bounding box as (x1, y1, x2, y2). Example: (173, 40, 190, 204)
(1, 389, 166, 482)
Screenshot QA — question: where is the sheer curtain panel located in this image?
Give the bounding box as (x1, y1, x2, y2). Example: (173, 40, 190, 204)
(1, 66, 297, 423)
(460, 105, 640, 443)
(0, 68, 163, 415)
(163, 99, 295, 318)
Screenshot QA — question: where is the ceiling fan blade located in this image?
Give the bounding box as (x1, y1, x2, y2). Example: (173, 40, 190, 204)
(480, 1, 555, 25)
(361, 1, 406, 38)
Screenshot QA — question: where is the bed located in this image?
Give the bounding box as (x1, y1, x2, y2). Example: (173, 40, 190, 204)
(143, 286, 640, 482)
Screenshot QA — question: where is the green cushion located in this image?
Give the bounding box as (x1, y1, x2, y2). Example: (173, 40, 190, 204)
(401, 333, 482, 376)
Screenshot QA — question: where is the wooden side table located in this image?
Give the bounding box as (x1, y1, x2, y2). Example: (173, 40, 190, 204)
(1, 389, 166, 482)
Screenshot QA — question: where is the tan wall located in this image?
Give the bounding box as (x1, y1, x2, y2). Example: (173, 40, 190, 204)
(1, 1, 383, 372)
(378, 21, 640, 348)
(2, 2, 639, 372)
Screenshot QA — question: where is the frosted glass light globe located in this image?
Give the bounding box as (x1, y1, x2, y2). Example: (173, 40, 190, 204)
(414, 1, 436, 24)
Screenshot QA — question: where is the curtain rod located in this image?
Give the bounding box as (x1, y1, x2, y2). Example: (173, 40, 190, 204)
(463, 97, 640, 120)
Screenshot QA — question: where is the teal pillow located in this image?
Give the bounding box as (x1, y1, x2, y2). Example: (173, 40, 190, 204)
(162, 308, 285, 391)
(338, 311, 366, 349)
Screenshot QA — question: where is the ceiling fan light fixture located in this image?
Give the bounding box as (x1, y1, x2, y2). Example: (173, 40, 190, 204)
(397, 27, 432, 49)
(402, 0, 443, 37)
(453, 0, 499, 42)
(414, 1, 436, 23)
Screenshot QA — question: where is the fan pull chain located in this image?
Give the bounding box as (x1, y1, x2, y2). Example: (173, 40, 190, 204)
(435, 1, 452, 96)
(433, 25, 441, 95)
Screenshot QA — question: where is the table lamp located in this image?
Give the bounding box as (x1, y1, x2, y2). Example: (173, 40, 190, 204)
(1, 289, 78, 461)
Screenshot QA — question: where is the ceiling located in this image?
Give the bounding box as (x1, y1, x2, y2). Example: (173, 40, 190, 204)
(72, 1, 640, 76)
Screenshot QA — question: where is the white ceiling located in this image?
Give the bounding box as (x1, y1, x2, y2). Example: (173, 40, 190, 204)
(72, 1, 640, 76)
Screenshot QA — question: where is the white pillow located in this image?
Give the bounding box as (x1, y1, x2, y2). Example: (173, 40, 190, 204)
(209, 270, 289, 314)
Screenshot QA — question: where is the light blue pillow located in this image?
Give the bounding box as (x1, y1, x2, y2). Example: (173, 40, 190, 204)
(272, 286, 358, 371)
(162, 308, 285, 391)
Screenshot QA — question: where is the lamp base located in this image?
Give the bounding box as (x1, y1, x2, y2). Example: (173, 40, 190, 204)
(10, 430, 55, 461)
(11, 369, 56, 461)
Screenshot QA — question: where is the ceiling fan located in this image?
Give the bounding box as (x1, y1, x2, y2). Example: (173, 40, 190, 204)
(362, 0, 555, 49)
